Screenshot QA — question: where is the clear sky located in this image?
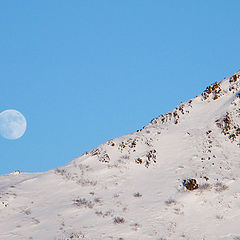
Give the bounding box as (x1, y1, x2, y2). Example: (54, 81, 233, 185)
(1, 1, 240, 175)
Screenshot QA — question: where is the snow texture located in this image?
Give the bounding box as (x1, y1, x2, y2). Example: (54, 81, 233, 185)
(1, 71, 240, 240)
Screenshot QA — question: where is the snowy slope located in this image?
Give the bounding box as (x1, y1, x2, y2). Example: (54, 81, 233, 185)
(1, 72, 240, 240)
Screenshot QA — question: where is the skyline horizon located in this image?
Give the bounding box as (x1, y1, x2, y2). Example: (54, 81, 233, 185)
(1, 1, 240, 175)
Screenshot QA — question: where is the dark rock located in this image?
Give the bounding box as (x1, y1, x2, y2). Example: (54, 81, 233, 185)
(183, 178, 199, 191)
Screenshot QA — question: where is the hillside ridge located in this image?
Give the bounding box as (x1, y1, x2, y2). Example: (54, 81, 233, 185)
(1, 71, 240, 240)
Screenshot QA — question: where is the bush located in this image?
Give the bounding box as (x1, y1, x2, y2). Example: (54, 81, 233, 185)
(113, 217, 125, 224)
(73, 198, 94, 209)
(133, 192, 142, 198)
(215, 182, 228, 192)
(165, 198, 176, 205)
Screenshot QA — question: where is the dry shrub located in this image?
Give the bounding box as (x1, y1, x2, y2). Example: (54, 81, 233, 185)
(133, 192, 142, 198)
(113, 217, 125, 224)
(215, 182, 228, 192)
(73, 198, 94, 208)
(198, 183, 211, 191)
(165, 198, 177, 206)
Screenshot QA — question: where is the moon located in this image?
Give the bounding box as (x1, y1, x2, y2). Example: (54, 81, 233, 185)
(0, 110, 27, 140)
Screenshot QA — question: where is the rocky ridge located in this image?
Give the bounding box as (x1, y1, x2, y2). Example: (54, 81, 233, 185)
(1, 71, 240, 240)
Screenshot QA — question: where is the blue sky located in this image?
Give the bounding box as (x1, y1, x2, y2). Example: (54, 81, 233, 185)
(1, 1, 240, 175)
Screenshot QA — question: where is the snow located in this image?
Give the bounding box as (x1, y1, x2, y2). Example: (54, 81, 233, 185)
(1, 72, 240, 239)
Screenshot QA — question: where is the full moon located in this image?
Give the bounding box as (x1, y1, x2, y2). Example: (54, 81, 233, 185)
(0, 110, 27, 140)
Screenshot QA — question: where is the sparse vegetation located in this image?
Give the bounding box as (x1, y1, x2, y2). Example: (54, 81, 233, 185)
(113, 217, 125, 224)
(23, 209, 32, 215)
(120, 154, 130, 160)
(73, 198, 94, 209)
(133, 192, 142, 198)
(215, 182, 228, 192)
(216, 215, 223, 220)
(113, 193, 120, 198)
(56, 231, 85, 240)
(165, 198, 177, 206)
(77, 178, 97, 187)
(95, 210, 113, 218)
(93, 197, 102, 203)
(198, 183, 211, 191)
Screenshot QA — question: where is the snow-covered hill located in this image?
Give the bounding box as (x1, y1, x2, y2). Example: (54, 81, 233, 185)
(1, 72, 240, 240)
